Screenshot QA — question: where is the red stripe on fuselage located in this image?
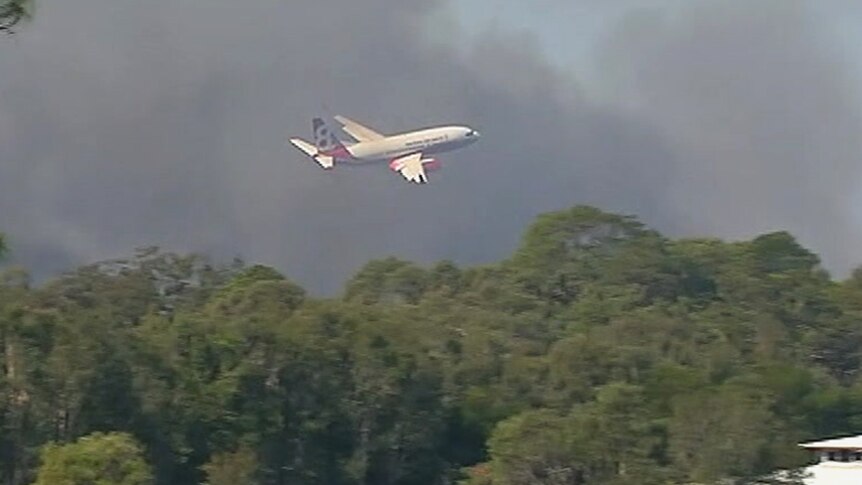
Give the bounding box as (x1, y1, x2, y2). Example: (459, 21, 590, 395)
(422, 159, 442, 172)
(320, 146, 352, 160)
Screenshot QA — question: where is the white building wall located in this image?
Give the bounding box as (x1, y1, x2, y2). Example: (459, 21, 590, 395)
(802, 462, 862, 485)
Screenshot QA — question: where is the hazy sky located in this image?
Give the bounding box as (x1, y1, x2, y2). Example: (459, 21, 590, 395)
(1, 0, 861, 294)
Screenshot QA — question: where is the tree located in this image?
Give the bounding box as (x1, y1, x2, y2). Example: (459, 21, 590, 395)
(0, 1, 29, 34)
(479, 385, 666, 485)
(201, 445, 259, 485)
(482, 409, 583, 485)
(32, 432, 153, 485)
(750, 232, 820, 274)
(668, 385, 781, 483)
(0, 205, 859, 484)
(344, 258, 430, 305)
(0, 265, 35, 485)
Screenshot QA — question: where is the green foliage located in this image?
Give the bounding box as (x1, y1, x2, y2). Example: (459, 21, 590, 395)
(750, 232, 820, 274)
(478, 384, 667, 485)
(344, 257, 431, 304)
(32, 432, 153, 485)
(0, 205, 857, 484)
(668, 385, 776, 482)
(202, 445, 259, 485)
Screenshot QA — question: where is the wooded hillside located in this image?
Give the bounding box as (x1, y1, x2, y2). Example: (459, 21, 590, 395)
(2, 206, 860, 484)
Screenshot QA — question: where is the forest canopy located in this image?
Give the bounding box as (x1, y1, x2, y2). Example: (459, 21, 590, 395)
(1, 205, 860, 485)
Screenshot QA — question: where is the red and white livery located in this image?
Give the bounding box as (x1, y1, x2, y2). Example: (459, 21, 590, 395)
(289, 115, 480, 184)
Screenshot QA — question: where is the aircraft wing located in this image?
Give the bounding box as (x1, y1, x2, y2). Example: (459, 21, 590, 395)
(334, 115, 385, 142)
(389, 152, 428, 184)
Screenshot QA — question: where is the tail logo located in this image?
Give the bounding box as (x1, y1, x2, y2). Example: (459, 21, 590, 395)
(313, 118, 338, 151)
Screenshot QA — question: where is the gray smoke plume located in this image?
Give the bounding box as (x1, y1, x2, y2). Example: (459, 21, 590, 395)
(596, 0, 862, 273)
(0, 0, 859, 293)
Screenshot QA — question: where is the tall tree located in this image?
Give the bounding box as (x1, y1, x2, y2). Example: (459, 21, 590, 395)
(0, 205, 857, 484)
(32, 432, 153, 485)
(202, 445, 259, 485)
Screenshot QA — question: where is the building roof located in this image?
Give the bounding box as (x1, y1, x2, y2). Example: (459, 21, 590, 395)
(800, 435, 862, 450)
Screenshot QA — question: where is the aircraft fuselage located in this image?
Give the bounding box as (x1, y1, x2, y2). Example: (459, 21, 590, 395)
(289, 115, 480, 183)
(342, 126, 479, 163)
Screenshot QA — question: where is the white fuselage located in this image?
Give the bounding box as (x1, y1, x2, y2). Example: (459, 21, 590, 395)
(343, 126, 479, 163)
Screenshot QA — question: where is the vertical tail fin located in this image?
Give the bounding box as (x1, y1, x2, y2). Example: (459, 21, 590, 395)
(312, 117, 345, 154)
(288, 117, 348, 170)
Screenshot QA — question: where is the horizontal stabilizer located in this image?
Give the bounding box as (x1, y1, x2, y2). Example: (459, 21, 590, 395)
(289, 138, 317, 157)
(314, 154, 334, 169)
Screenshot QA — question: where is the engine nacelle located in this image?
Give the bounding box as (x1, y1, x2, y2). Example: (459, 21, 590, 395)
(421, 158, 442, 172)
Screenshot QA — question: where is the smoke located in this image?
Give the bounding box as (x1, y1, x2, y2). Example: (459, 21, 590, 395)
(596, 0, 862, 273)
(0, 0, 859, 293)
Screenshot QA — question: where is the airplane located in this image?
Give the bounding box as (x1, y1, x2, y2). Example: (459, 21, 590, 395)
(289, 115, 480, 184)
